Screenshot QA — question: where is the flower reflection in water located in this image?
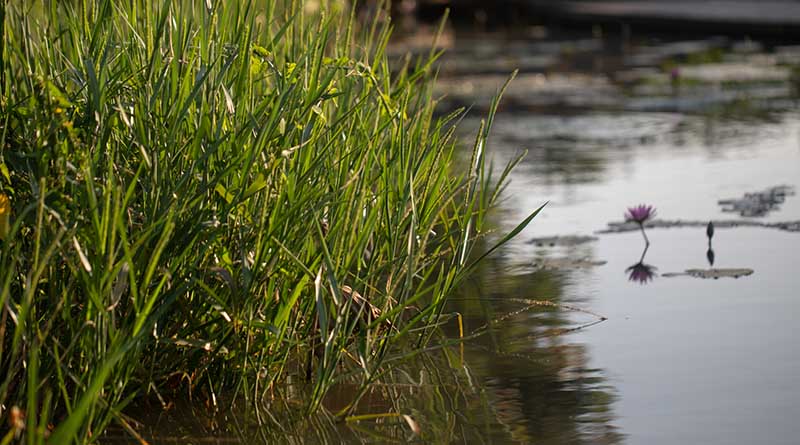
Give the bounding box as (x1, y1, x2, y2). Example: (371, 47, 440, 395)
(627, 261, 657, 284)
(626, 244, 658, 285)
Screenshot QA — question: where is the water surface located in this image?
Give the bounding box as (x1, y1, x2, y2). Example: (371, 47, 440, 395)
(450, 66, 800, 443)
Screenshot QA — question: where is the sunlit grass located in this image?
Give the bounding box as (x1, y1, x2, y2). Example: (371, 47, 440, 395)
(0, 0, 536, 442)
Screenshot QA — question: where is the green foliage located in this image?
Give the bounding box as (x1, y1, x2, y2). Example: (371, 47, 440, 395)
(0, 0, 530, 442)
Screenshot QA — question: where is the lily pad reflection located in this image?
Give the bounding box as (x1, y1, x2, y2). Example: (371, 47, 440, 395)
(662, 268, 754, 279)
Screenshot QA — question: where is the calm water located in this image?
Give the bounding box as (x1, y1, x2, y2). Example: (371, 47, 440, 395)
(109, 34, 800, 444)
(452, 109, 800, 444)
(438, 32, 800, 444)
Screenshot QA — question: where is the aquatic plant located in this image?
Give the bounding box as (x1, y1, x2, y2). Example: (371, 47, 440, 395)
(0, 0, 537, 442)
(706, 221, 715, 266)
(625, 204, 657, 225)
(625, 204, 656, 244)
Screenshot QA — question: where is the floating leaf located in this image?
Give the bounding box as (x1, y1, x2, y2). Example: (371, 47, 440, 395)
(662, 268, 754, 279)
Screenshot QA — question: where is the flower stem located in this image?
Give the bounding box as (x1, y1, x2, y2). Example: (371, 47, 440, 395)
(638, 242, 650, 264)
(639, 224, 650, 246)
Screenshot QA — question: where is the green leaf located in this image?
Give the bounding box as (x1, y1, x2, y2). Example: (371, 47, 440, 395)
(243, 173, 267, 200)
(215, 183, 233, 204)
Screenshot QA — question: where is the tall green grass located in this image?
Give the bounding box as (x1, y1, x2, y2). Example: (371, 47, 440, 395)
(0, 0, 536, 442)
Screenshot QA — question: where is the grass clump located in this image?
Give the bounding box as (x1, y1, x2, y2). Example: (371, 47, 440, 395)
(0, 0, 534, 442)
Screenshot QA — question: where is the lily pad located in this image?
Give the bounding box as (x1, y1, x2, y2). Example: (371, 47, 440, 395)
(718, 185, 794, 217)
(528, 235, 599, 247)
(598, 218, 800, 233)
(532, 257, 607, 270)
(662, 268, 754, 279)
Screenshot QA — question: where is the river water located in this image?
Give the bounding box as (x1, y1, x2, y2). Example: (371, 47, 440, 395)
(444, 32, 800, 444)
(452, 111, 800, 444)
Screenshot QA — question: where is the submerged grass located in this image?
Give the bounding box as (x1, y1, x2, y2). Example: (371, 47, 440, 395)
(0, 0, 536, 442)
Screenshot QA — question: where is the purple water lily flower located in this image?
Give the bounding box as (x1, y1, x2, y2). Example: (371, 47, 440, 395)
(625, 204, 656, 245)
(626, 261, 657, 285)
(625, 204, 656, 225)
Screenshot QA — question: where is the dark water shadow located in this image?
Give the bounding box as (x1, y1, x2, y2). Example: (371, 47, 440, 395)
(443, 250, 622, 444)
